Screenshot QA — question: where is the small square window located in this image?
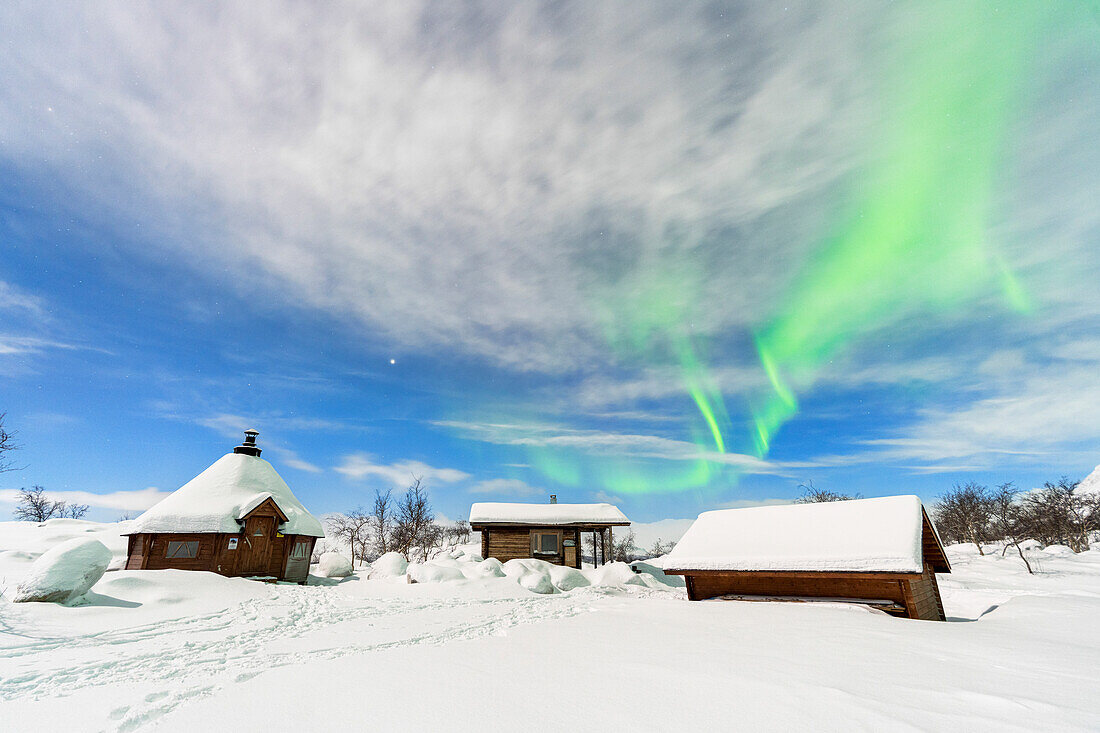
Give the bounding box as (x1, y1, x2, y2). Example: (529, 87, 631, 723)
(532, 532, 559, 555)
(165, 540, 199, 559)
(290, 541, 310, 559)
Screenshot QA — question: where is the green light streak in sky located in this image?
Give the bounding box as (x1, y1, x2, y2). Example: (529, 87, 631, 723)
(749, 4, 1045, 457)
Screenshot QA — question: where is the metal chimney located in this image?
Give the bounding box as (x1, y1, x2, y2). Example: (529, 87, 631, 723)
(233, 429, 262, 457)
(549, 494, 557, 504)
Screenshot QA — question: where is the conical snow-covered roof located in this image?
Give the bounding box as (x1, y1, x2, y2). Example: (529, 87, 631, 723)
(1078, 464, 1100, 497)
(128, 451, 324, 537)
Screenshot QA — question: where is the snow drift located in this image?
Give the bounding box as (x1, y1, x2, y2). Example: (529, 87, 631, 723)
(316, 552, 353, 578)
(12, 537, 113, 604)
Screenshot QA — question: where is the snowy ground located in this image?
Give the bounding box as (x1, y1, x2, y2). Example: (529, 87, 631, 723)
(2, 522, 1099, 732)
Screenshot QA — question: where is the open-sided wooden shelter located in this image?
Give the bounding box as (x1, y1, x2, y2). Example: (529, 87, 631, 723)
(661, 495, 950, 620)
(124, 430, 325, 583)
(470, 499, 630, 568)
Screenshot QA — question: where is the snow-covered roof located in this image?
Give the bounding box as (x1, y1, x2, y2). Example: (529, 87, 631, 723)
(1077, 464, 1100, 497)
(127, 453, 325, 537)
(469, 502, 630, 526)
(661, 495, 933, 573)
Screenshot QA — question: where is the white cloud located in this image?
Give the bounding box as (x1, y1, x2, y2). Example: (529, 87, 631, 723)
(0, 486, 170, 512)
(334, 453, 469, 487)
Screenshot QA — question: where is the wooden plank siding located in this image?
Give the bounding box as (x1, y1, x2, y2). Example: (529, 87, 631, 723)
(475, 525, 588, 568)
(124, 531, 317, 582)
(674, 568, 948, 620)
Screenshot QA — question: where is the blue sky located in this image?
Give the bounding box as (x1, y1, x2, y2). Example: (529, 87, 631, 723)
(2, 2, 1099, 524)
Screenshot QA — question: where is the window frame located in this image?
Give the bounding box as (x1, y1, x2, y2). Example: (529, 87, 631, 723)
(289, 540, 310, 560)
(530, 530, 562, 556)
(165, 540, 199, 559)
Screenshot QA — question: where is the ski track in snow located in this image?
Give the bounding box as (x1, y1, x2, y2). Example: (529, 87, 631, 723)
(0, 584, 613, 731)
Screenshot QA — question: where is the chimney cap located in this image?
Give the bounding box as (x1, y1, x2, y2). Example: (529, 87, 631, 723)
(234, 429, 262, 457)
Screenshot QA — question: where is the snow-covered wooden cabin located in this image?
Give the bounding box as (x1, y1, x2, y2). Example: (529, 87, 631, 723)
(661, 495, 951, 620)
(470, 499, 630, 568)
(124, 430, 325, 583)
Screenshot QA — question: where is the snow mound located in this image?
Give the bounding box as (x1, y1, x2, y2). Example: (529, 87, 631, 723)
(370, 552, 409, 578)
(629, 561, 686, 588)
(316, 552, 353, 578)
(461, 557, 506, 579)
(13, 537, 112, 604)
(1043, 544, 1075, 556)
(548, 564, 590, 591)
(503, 558, 557, 594)
(587, 562, 644, 587)
(1016, 539, 1042, 551)
(409, 562, 466, 583)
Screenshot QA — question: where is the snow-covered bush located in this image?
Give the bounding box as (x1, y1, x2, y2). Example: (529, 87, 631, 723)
(316, 552, 353, 578)
(370, 551, 409, 578)
(13, 537, 111, 604)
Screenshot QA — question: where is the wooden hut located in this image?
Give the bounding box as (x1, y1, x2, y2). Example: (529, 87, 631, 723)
(123, 430, 325, 583)
(661, 495, 951, 620)
(470, 499, 630, 568)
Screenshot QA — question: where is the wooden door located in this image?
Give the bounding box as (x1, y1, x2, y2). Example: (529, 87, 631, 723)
(239, 516, 275, 575)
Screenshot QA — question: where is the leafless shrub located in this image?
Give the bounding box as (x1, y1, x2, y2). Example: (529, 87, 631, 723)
(792, 480, 861, 504)
(989, 482, 1032, 574)
(1019, 478, 1097, 553)
(933, 482, 994, 554)
(646, 538, 677, 558)
(325, 508, 373, 566)
(392, 477, 438, 563)
(611, 530, 638, 562)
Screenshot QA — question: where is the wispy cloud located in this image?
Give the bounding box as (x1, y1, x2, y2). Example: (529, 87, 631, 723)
(435, 419, 803, 476)
(334, 453, 470, 487)
(0, 486, 170, 512)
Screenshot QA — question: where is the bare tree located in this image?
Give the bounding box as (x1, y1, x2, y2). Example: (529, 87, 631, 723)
(0, 412, 20, 475)
(392, 477, 438, 562)
(1020, 478, 1097, 553)
(325, 508, 373, 566)
(369, 488, 394, 557)
(611, 530, 638, 562)
(792, 480, 861, 504)
(446, 519, 471, 545)
(60, 503, 89, 519)
(989, 482, 1033, 574)
(13, 486, 65, 522)
(646, 538, 677, 558)
(934, 482, 993, 554)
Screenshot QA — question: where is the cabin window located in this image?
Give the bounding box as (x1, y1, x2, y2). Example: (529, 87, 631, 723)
(290, 540, 310, 560)
(530, 531, 560, 555)
(165, 540, 199, 559)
